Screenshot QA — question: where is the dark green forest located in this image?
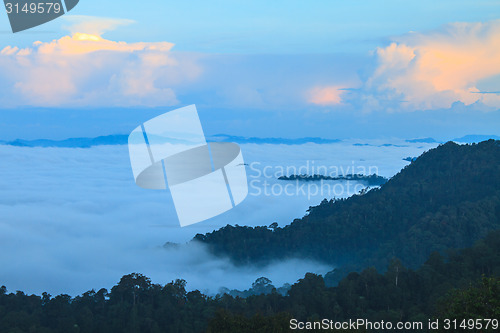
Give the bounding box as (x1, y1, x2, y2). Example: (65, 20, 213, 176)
(277, 174, 387, 186)
(0, 231, 498, 332)
(195, 140, 500, 280)
(1, 140, 499, 332)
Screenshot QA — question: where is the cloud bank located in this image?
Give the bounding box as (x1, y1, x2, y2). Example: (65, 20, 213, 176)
(0, 142, 433, 296)
(309, 20, 500, 112)
(1, 17, 498, 113)
(0, 32, 201, 107)
(365, 20, 500, 111)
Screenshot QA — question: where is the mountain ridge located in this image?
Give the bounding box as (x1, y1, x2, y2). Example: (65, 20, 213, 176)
(194, 140, 500, 275)
(0, 134, 341, 148)
(2, 134, 498, 148)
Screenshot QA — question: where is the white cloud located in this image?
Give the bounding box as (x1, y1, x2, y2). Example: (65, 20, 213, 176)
(308, 86, 345, 106)
(364, 20, 500, 111)
(0, 32, 201, 107)
(63, 15, 136, 36)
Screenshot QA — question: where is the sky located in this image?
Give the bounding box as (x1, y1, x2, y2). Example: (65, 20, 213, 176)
(0, 1, 499, 139)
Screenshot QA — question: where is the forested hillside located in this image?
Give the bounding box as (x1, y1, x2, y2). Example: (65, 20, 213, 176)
(1, 140, 499, 332)
(194, 140, 500, 275)
(1, 231, 498, 332)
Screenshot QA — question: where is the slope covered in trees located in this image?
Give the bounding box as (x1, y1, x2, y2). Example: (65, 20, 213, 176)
(1, 230, 498, 332)
(194, 140, 500, 274)
(1, 140, 498, 332)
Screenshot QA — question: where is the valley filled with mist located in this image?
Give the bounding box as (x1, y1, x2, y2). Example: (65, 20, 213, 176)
(0, 136, 441, 295)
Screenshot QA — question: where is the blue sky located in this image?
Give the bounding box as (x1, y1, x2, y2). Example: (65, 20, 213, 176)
(0, 1, 499, 139)
(3, 0, 499, 53)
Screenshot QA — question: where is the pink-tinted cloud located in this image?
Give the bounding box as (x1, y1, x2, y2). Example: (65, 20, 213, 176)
(308, 86, 345, 106)
(0, 33, 201, 107)
(37, 33, 174, 55)
(367, 20, 500, 110)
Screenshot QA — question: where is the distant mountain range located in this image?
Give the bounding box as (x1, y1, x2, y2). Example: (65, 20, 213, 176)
(452, 134, 500, 143)
(405, 135, 500, 144)
(0, 134, 499, 148)
(3, 135, 129, 148)
(209, 134, 341, 145)
(353, 143, 410, 147)
(0, 134, 340, 148)
(405, 137, 437, 143)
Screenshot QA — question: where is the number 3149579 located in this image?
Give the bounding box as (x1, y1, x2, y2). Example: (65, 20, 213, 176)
(5, 2, 62, 14)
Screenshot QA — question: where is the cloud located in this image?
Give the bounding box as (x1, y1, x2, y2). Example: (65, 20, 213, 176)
(4, 19, 499, 112)
(308, 86, 345, 106)
(365, 20, 500, 111)
(0, 32, 201, 107)
(63, 15, 136, 36)
(0, 28, 361, 111)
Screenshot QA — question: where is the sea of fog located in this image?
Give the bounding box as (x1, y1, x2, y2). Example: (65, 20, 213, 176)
(0, 140, 438, 296)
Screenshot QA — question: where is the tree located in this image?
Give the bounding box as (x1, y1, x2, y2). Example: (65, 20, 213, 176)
(437, 276, 500, 332)
(110, 273, 152, 305)
(251, 277, 274, 295)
